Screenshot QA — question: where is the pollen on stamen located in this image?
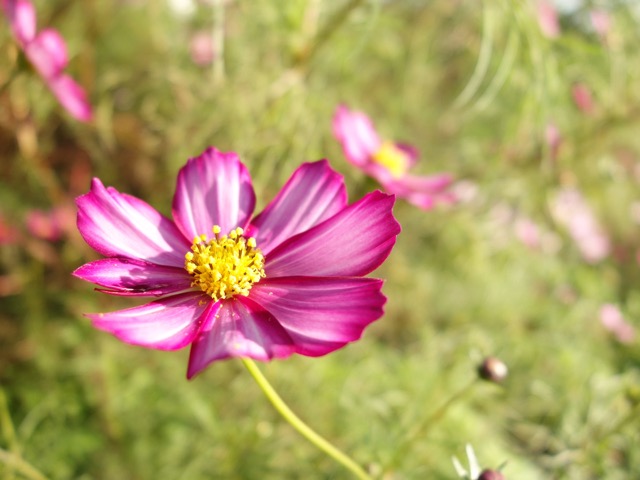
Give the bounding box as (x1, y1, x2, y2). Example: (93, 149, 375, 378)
(185, 224, 266, 302)
(372, 141, 410, 178)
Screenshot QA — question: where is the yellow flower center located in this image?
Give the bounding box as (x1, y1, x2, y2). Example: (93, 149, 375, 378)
(372, 141, 410, 178)
(185, 225, 266, 301)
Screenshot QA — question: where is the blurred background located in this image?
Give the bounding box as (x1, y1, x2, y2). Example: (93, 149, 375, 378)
(1, 0, 640, 478)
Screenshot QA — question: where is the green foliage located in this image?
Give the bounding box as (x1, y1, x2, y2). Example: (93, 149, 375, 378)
(2, 0, 640, 478)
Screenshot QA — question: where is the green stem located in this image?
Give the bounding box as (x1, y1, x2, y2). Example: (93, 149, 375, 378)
(0, 390, 17, 451)
(292, 0, 365, 68)
(388, 378, 478, 468)
(241, 358, 373, 480)
(0, 449, 49, 480)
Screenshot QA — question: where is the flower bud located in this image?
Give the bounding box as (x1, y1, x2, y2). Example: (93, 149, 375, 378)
(477, 469, 505, 480)
(477, 357, 508, 383)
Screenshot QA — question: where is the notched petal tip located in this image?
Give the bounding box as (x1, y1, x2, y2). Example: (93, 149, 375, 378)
(172, 146, 256, 240)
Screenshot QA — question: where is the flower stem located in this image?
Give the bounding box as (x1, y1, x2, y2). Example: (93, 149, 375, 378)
(0, 449, 49, 480)
(292, 0, 365, 68)
(241, 358, 373, 480)
(388, 378, 478, 468)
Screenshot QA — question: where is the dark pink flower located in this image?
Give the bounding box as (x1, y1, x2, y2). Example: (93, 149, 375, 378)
(74, 148, 400, 378)
(572, 83, 594, 114)
(332, 105, 455, 211)
(2, 0, 92, 122)
(0, 212, 20, 245)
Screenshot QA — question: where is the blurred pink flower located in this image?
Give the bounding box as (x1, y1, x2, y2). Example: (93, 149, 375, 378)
(189, 30, 216, 66)
(551, 187, 610, 263)
(2, 0, 92, 122)
(544, 123, 562, 161)
(25, 209, 63, 242)
(332, 105, 455, 210)
(514, 217, 541, 250)
(572, 83, 594, 114)
(590, 9, 611, 43)
(74, 147, 400, 378)
(0, 213, 20, 245)
(599, 304, 635, 344)
(536, 1, 560, 38)
(25, 205, 75, 242)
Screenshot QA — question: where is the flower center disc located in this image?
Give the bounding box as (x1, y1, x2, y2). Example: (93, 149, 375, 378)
(372, 142, 410, 178)
(185, 225, 265, 301)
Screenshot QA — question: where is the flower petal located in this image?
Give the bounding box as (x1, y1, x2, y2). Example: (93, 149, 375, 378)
(247, 160, 347, 254)
(24, 28, 67, 78)
(87, 292, 210, 350)
(382, 173, 456, 210)
(47, 74, 93, 122)
(387, 173, 454, 193)
(250, 276, 386, 356)
(332, 105, 381, 166)
(76, 178, 190, 266)
(73, 258, 192, 297)
(3, 0, 36, 44)
(395, 142, 419, 168)
(172, 148, 255, 241)
(187, 297, 295, 378)
(265, 190, 400, 277)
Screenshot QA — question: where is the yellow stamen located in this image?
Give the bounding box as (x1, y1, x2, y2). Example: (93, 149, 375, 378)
(185, 225, 266, 301)
(372, 141, 410, 178)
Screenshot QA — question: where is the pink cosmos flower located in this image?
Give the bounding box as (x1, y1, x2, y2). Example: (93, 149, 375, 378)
(74, 148, 400, 378)
(332, 105, 455, 211)
(551, 187, 610, 263)
(0, 212, 20, 245)
(572, 83, 594, 114)
(599, 304, 636, 344)
(590, 9, 611, 44)
(2, 0, 92, 122)
(536, 0, 560, 39)
(189, 30, 216, 67)
(25, 204, 75, 242)
(544, 122, 562, 161)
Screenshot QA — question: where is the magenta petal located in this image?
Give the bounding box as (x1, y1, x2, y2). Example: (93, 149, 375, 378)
(382, 173, 456, 210)
(187, 297, 295, 378)
(47, 74, 93, 122)
(265, 191, 400, 277)
(25, 29, 67, 78)
(4, 0, 36, 44)
(250, 276, 386, 356)
(332, 105, 381, 166)
(247, 160, 347, 254)
(87, 292, 210, 351)
(404, 191, 456, 210)
(388, 173, 453, 193)
(395, 142, 419, 168)
(172, 148, 256, 241)
(76, 178, 190, 266)
(73, 258, 192, 297)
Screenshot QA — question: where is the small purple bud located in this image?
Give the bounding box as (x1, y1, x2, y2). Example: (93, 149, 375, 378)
(477, 469, 505, 480)
(477, 357, 508, 383)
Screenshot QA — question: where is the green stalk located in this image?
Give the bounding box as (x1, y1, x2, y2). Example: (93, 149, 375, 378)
(0, 449, 49, 480)
(241, 358, 373, 480)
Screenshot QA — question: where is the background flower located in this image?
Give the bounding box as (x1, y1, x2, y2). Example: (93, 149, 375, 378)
(332, 104, 455, 210)
(1, 0, 92, 122)
(551, 187, 610, 263)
